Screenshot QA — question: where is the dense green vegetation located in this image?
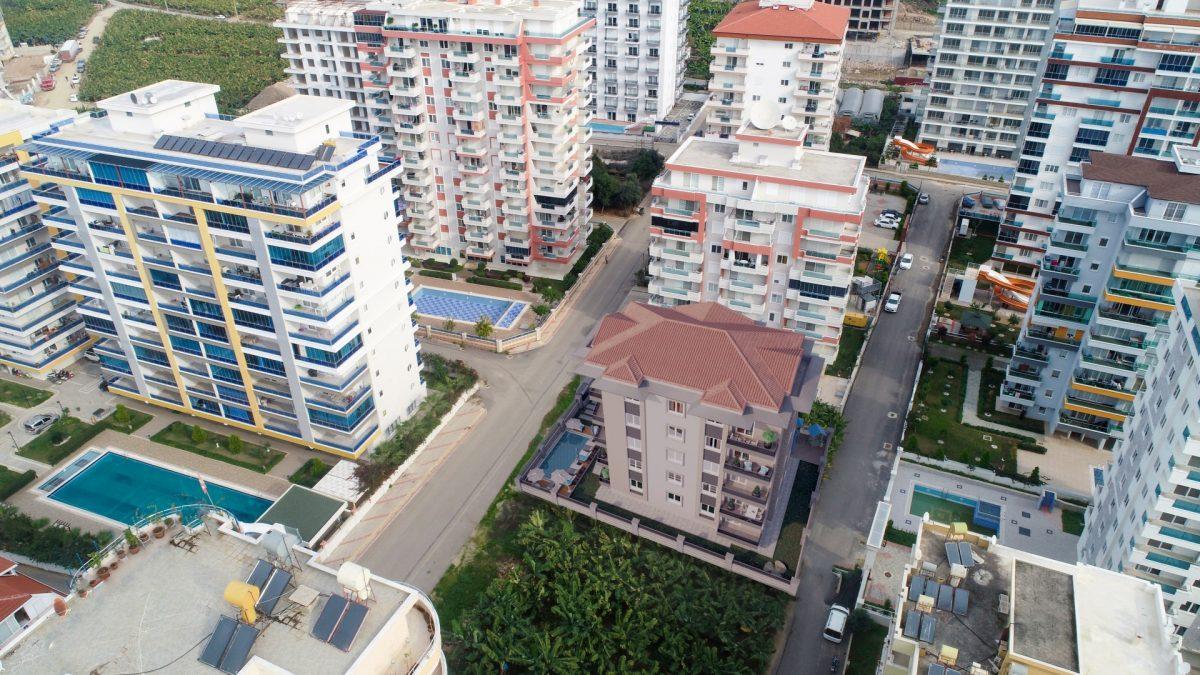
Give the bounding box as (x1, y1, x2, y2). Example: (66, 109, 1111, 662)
(0, 464, 35, 500)
(802, 401, 846, 454)
(884, 521, 917, 547)
(288, 458, 332, 488)
(948, 214, 999, 269)
(592, 150, 664, 212)
(773, 461, 820, 566)
(449, 507, 787, 672)
(0, 504, 112, 568)
(80, 10, 285, 113)
(847, 621, 888, 675)
(686, 0, 737, 79)
(832, 96, 900, 167)
(0, 379, 52, 408)
(1, 0, 97, 46)
(355, 355, 478, 494)
(1062, 508, 1085, 536)
(977, 367, 1045, 434)
(529, 223, 614, 305)
(151, 421, 283, 473)
(826, 327, 868, 377)
(124, 0, 282, 21)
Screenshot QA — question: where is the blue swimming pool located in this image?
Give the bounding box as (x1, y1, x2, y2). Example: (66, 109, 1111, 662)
(589, 121, 630, 134)
(412, 286, 527, 329)
(44, 452, 273, 525)
(541, 431, 590, 473)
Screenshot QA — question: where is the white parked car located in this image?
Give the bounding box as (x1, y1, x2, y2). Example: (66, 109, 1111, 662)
(899, 253, 913, 270)
(823, 605, 850, 643)
(69, 94, 78, 103)
(884, 292, 902, 313)
(917, 192, 930, 205)
(875, 214, 900, 229)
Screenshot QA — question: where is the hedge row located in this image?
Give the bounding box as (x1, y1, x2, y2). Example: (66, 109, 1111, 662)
(418, 269, 454, 280)
(468, 276, 522, 291)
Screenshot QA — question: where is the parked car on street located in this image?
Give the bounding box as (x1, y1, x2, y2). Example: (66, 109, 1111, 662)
(823, 605, 850, 643)
(917, 192, 929, 205)
(23, 412, 59, 434)
(884, 292, 902, 313)
(899, 253, 913, 269)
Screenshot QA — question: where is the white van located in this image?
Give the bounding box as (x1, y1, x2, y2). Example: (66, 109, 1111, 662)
(823, 604, 850, 643)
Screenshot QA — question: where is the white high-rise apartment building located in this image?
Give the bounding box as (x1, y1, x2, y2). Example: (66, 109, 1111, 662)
(705, 0, 847, 151)
(22, 80, 426, 458)
(582, 0, 688, 131)
(278, 0, 596, 278)
(646, 117, 866, 361)
(0, 101, 89, 377)
(992, 0, 1200, 278)
(916, 0, 1056, 159)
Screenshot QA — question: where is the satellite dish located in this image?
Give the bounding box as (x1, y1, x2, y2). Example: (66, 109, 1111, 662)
(748, 100, 780, 130)
(780, 116, 799, 131)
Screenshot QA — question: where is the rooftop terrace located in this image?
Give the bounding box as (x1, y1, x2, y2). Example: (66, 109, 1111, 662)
(2, 522, 442, 674)
(668, 136, 864, 190)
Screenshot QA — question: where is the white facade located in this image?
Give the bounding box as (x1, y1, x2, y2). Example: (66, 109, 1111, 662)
(917, 0, 1056, 159)
(23, 81, 426, 458)
(647, 119, 867, 361)
(0, 102, 89, 377)
(583, 0, 688, 129)
(706, 0, 848, 151)
(278, 0, 596, 278)
(1080, 276, 1200, 643)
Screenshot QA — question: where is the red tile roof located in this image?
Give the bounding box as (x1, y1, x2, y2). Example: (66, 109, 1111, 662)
(0, 571, 61, 619)
(585, 302, 813, 412)
(713, 0, 849, 44)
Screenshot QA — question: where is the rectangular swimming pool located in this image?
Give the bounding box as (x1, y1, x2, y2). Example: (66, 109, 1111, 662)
(540, 431, 590, 474)
(44, 452, 273, 526)
(411, 286, 527, 329)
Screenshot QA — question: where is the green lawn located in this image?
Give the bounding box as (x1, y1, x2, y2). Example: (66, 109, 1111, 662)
(826, 327, 867, 378)
(948, 234, 997, 269)
(908, 491, 995, 535)
(977, 367, 1046, 434)
(0, 380, 51, 408)
(289, 458, 332, 488)
(773, 461, 820, 569)
(151, 421, 284, 473)
(847, 622, 888, 675)
(0, 464, 35, 500)
(1062, 508, 1085, 536)
(16, 408, 154, 466)
(904, 359, 1026, 475)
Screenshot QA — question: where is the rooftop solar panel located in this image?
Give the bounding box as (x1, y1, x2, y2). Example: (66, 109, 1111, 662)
(329, 601, 369, 651)
(257, 568, 294, 617)
(958, 542, 975, 567)
(937, 584, 953, 612)
(953, 588, 969, 616)
(903, 610, 921, 639)
(154, 135, 317, 171)
(312, 594, 348, 642)
(919, 615, 937, 643)
(945, 542, 962, 567)
(908, 575, 926, 602)
(246, 560, 271, 590)
(219, 622, 260, 674)
(198, 616, 237, 669)
(927, 665, 946, 675)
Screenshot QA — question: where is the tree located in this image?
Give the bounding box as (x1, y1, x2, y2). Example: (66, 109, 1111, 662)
(591, 155, 620, 208)
(443, 318, 457, 333)
(532, 304, 550, 317)
(1029, 466, 1042, 485)
(191, 425, 207, 444)
(227, 434, 244, 454)
(474, 317, 494, 338)
(629, 149, 665, 182)
(113, 404, 131, 428)
(613, 176, 643, 210)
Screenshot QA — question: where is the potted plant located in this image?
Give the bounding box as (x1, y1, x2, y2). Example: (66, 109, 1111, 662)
(88, 552, 110, 581)
(761, 429, 778, 448)
(162, 515, 176, 530)
(115, 546, 127, 560)
(753, 486, 762, 499)
(152, 517, 166, 539)
(125, 528, 141, 555)
(138, 528, 151, 544)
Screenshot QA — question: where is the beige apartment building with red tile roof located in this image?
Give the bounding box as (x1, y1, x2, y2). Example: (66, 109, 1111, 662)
(577, 301, 822, 550)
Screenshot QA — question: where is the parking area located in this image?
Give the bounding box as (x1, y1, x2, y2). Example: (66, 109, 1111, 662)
(861, 192, 908, 253)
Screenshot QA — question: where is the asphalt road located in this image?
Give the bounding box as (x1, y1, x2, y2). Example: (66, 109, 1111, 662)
(357, 215, 651, 590)
(775, 180, 963, 673)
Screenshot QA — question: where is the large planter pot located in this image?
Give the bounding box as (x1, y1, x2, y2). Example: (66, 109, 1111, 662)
(116, 549, 127, 560)
(139, 532, 150, 544)
(152, 526, 165, 539)
(129, 544, 141, 555)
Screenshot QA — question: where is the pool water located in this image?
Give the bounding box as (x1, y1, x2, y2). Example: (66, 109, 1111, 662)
(909, 485, 997, 535)
(540, 431, 590, 473)
(46, 452, 273, 525)
(412, 286, 527, 329)
(937, 158, 1016, 182)
(589, 121, 631, 134)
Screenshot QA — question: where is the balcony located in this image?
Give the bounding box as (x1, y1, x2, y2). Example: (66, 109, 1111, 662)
(725, 453, 772, 481)
(726, 430, 779, 459)
(720, 497, 766, 526)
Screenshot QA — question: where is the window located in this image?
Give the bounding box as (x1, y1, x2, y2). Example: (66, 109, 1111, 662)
(700, 503, 715, 516)
(667, 399, 684, 415)
(776, 254, 789, 264)
(1165, 202, 1188, 222)
(630, 478, 643, 492)
(666, 471, 683, 485)
(703, 459, 720, 474)
(705, 435, 721, 449)
(667, 449, 685, 464)
(626, 412, 641, 427)
(666, 492, 682, 504)
(629, 458, 642, 470)
(667, 425, 684, 441)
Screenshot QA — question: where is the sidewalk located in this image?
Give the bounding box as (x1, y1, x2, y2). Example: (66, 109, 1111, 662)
(319, 397, 487, 566)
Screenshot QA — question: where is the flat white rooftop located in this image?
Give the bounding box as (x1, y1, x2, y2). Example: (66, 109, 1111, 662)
(669, 136, 864, 189)
(2, 524, 441, 674)
(99, 80, 221, 115)
(368, 0, 582, 23)
(0, 100, 75, 138)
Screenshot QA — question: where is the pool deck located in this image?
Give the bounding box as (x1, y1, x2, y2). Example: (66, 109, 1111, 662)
(888, 458, 1079, 564)
(410, 275, 540, 336)
(8, 430, 293, 534)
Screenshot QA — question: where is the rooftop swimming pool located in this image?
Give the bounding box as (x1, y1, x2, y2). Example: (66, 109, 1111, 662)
(411, 286, 527, 330)
(540, 431, 590, 474)
(42, 450, 273, 526)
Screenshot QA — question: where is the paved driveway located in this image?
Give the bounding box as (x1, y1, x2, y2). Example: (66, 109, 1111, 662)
(356, 214, 650, 590)
(775, 179, 963, 673)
